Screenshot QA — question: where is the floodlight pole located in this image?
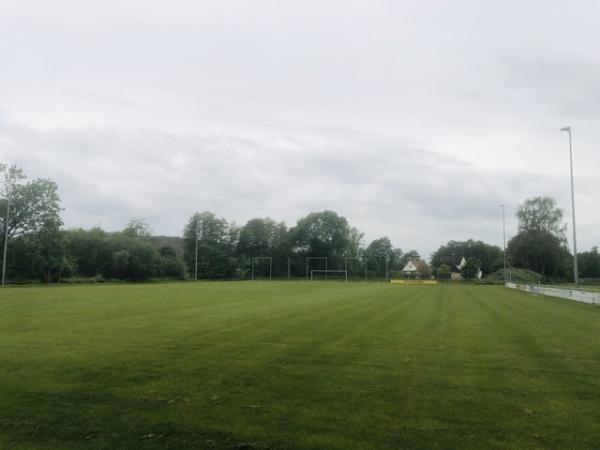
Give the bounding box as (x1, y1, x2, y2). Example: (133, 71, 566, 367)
(287, 257, 290, 279)
(501, 204, 507, 284)
(385, 258, 389, 281)
(194, 216, 199, 281)
(365, 257, 368, 282)
(561, 126, 579, 287)
(1, 191, 9, 287)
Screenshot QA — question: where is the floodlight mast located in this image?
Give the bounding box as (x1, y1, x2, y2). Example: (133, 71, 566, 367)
(501, 204, 507, 284)
(561, 126, 579, 287)
(1, 167, 23, 287)
(194, 216, 199, 281)
(1, 187, 9, 287)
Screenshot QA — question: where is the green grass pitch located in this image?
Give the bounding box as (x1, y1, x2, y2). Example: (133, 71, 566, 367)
(1, 282, 600, 449)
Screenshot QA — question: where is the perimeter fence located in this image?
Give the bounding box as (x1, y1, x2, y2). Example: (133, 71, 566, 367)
(506, 282, 600, 305)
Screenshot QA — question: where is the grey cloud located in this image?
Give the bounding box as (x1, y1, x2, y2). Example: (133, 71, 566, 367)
(1, 1, 600, 257)
(2, 121, 597, 258)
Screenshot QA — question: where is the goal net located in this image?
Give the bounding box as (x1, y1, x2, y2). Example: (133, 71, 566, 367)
(310, 270, 348, 281)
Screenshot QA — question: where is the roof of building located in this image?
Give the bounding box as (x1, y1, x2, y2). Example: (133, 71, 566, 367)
(403, 259, 431, 273)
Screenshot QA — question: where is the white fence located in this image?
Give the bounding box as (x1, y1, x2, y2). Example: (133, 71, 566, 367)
(506, 282, 600, 305)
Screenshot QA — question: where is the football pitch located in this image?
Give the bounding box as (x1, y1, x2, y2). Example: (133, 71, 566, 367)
(1, 282, 600, 449)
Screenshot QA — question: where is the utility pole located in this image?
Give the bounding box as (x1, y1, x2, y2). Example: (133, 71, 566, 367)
(561, 126, 579, 286)
(501, 204, 507, 284)
(194, 215, 199, 281)
(1, 166, 23, 287)
(1, 189, 9, 287)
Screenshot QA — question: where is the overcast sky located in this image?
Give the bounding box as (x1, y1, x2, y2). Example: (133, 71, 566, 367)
(1, 0, 599, 257)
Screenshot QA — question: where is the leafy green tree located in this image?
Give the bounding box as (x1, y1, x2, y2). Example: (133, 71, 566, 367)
(391, 248, 403, 269)
(65, 228, 111, 276)
(106, 233, 161, 280)
(123, 219, 153, 238)
(578, 247, 600, 278)
(0, 164, 63, 282)
(237, 218, 291, 277)
(0, 176, 62, 240)
(238, 218, 280, 256)
(269, 222, 293, 277)
(508, 230, 569, 279)
(517, 196, 566, 240)
(30, 219, 70, 282)
(159, 246, 178, 259)
(364, 237, 399, 277)
(431, 240, 503, 275)
(7, 219, 70, 282)
(4, 235, 33, 281)
(347, 227, 364, 258)
(66, 224, 184, 281)
(291, 211, 352, 259)
(509, 196, 571, 280)
(158, 254, 187, 279)
(110, 250, 130, 277)
(157, 246, 187, 279)
(183, 212, 237, 279)
(461, 257, 480, 281)
(290, 210, 357, 275)
(0, 164, 26, 227)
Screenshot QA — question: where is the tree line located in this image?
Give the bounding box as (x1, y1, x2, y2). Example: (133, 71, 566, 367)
(1, 165, 420, 282)
(181, 210, 422, 280)
(1, 164, 598, 283)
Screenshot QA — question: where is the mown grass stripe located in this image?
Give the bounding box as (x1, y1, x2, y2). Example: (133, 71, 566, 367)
(1, 283, 600, 449)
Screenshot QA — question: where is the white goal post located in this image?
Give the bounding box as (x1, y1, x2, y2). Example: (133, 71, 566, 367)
(310, 270, 348, 282)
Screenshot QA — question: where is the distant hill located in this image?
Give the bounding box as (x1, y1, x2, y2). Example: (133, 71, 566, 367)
(150, 236, 185, 258)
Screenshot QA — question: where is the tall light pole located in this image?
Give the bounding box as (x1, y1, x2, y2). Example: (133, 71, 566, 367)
(1, 166, 24, 287)
(500, 204, 507, 284)
(1, 189, 9, 287)
(561, 126, 579, 286)
(194, 215, 199, 281)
